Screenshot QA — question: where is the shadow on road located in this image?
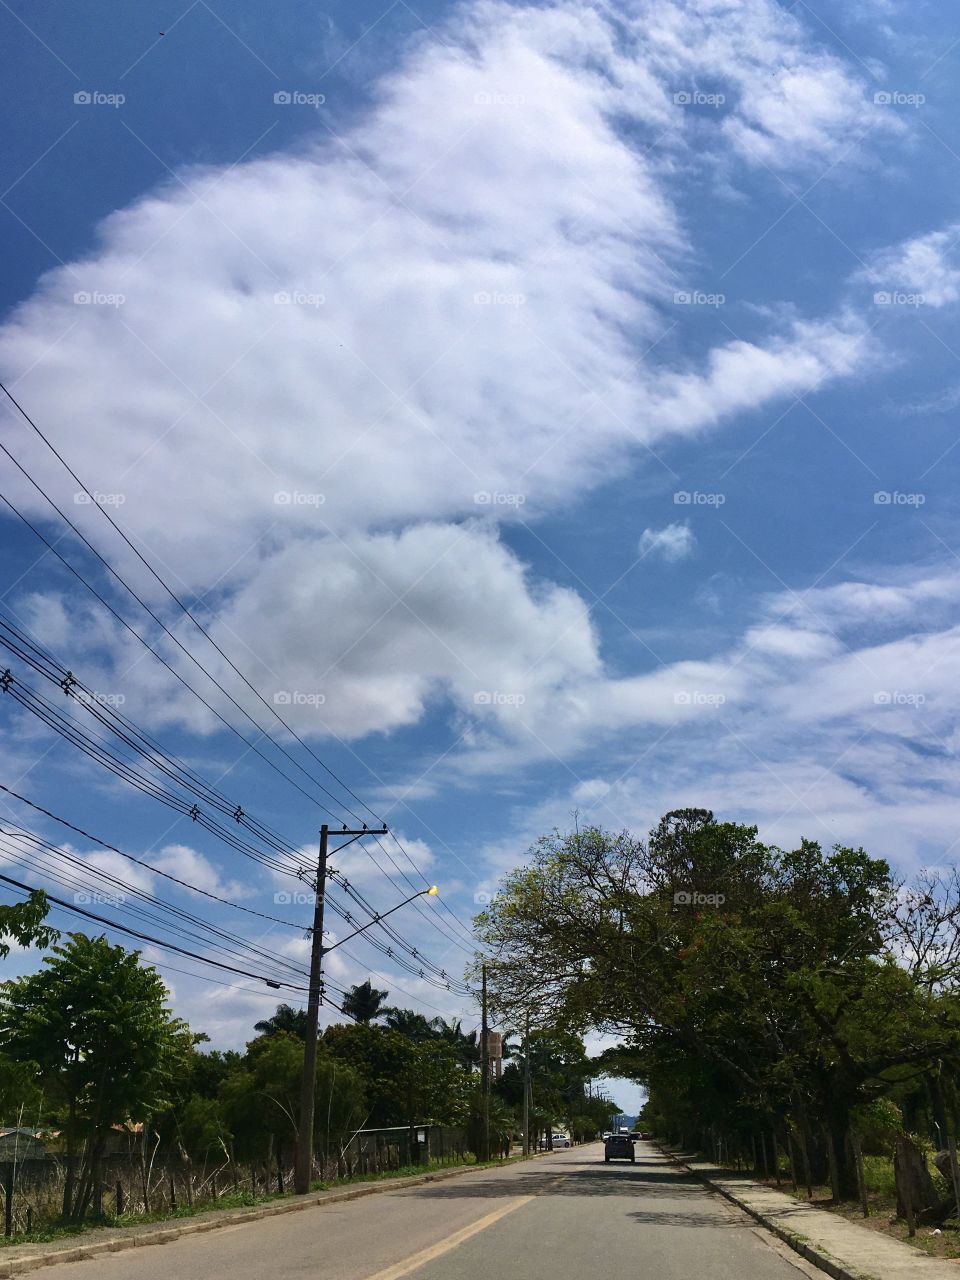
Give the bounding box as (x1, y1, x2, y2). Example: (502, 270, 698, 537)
(399, 1155, 730, 1207)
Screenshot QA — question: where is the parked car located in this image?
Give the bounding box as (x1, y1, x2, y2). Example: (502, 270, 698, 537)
(604, 1134, 636, 1164)
(552, 1133, 571, 1148)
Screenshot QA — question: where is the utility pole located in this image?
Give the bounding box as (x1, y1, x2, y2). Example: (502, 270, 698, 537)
(522, 1009, 530, 1156)
(480, 963, 490, 1161)
(294, 823, 387, 1195)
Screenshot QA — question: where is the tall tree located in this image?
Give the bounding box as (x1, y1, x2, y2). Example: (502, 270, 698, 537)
(341, 980, 389, 1024)
(0, 933, 191, 1220)
(0, 891, 57, 958)
(254, 1003, 309, 1040)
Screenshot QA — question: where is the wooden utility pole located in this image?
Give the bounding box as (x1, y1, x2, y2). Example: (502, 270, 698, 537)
(294, 824, 330, 1194)
(294, 823, 388, 1194)
(481, 963, 490, 1161)
(522, 1010, 531, 1156)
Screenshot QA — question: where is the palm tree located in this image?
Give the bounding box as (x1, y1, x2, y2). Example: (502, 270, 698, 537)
(436, 1018, 480, 1069)
(381, 1007, 442, 1041)
(253, 1003, 309, 1040)
(341, 979, 389, 1024)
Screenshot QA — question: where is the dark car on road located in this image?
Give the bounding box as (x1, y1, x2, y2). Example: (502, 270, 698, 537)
(604, 1134, 635, 1163)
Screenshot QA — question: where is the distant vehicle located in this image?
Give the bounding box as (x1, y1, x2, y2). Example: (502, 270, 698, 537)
(552, 1133, 571, 1148)
(618, 1126, 630, 1134)
(604, 1134, 636, 1164)
(601, 1131, 612, 1140)
(629, 1131, 644, 1142)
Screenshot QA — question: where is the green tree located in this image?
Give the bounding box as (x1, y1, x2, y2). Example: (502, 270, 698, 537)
(253, 1003, 309, 1040)
(0, 933, 191, 1220)
(0, 891, 57, 958)
(341, 980, 389, 1024)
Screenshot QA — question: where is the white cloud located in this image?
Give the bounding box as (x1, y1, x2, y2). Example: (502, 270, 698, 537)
(638, 522, 695, 561)
(862, 222, 960, 306)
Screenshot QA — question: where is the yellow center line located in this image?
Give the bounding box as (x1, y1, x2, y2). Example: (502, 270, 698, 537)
(363, 1170, 567, 1280)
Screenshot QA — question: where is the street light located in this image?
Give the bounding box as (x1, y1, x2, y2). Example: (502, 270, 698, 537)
(323, 885, 440, 954)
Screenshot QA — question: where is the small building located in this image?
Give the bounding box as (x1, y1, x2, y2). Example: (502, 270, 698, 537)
(0, 1128, 46, 1159)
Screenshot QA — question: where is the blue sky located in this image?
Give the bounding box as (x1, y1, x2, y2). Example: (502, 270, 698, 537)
(2, 0, 960, 1111)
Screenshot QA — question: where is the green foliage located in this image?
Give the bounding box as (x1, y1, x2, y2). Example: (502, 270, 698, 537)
(477, 811, 960, 1203)
(341, 980, 389, 1024)
(0, 891, 58, 959)
(253, 1003, 308, 1040)
(0, 933, 191, 1219)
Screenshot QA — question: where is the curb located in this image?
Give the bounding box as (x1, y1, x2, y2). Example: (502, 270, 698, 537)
(0, 1152, 557, 1279)
(657, 1147, 868, 1280)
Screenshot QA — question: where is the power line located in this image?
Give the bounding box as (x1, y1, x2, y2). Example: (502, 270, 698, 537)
(0, 782, 304, 930)
(0, 383, 482, 946)
(0, 870, 309, 990)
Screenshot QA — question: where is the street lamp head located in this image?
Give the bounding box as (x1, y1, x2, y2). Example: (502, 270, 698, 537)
(427, 885, 439, 896)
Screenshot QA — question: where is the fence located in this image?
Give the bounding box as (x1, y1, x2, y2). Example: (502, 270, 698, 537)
(0, 1125, 469, 1236)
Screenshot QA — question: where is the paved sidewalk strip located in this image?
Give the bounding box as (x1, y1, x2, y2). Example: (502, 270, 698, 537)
(660, 1147, 960, 1280)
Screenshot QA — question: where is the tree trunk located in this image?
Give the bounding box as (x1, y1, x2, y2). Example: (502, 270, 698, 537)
(895, 1134, 936, 1226)
(825, 1098, 859, 1202)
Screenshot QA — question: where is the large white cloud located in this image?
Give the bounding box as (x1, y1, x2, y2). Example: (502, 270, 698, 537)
(0, 0, 897, 756)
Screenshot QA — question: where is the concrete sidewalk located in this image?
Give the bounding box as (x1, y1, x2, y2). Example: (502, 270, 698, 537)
(661, 1147, 960, 1280)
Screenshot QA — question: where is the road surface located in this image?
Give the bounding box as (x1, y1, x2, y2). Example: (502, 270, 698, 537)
(35, 1142, 817, 1280)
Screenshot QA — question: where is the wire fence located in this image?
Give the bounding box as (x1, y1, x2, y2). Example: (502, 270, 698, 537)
(0, 1125, 470, 1237)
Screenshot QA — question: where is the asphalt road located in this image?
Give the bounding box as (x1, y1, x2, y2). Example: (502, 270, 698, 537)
(35, 1142, 816, 1280)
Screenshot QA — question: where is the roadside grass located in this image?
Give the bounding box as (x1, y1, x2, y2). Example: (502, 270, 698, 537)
(0, 1150, 530, 1248)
